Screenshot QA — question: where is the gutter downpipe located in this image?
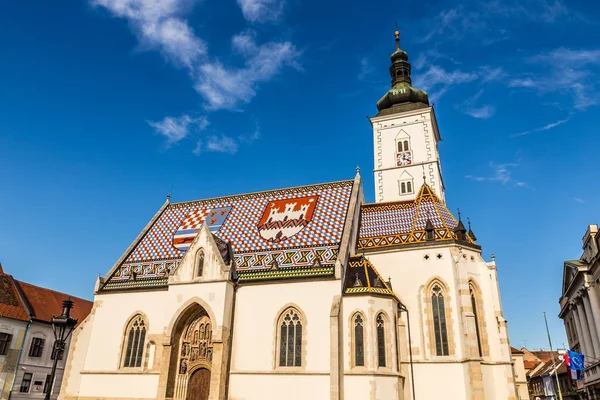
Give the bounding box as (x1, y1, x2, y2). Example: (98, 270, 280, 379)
(398, 302, 416, 400)
(7, 318, 32, 400)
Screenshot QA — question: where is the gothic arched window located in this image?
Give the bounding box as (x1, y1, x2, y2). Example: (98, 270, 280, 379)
(469, 281, 488, 357)
(376, 314, 386, 367)
(401, 182, 407, 194)
(407, 181, 412, 193)
(196, 248, 205, 277)
(354, 314, 365, 367)
(278, 307, 303, 367)
(123, 315, 147, 368)
(403, 140, 409, 151)
(431, 285, 449, 356)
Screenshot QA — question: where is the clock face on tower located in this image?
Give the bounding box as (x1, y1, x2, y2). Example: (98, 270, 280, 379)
(396, 151, 412, 166)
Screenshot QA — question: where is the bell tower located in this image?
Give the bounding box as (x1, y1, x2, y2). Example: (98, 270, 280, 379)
(370, 31, 445, 203)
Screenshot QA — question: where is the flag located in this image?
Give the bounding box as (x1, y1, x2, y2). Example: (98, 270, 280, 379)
(567, 350, 585, 371)
(543, 376, 556, 396)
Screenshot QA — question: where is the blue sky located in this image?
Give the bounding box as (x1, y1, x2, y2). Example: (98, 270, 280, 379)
(1, 0, 599, 350)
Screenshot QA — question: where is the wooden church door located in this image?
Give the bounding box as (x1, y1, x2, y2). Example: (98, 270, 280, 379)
(186, 368, 211, 400)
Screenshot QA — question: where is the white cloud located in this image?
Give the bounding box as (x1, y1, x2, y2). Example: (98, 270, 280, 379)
(412, 65, 478, 102)
(358, 57, 374, 80)
(464, 105, 496, 119)
(420, 0, 571, 43)
(510, 48, 600, 110)
(148, 114, 209, 145)
(92, 0, 206, 68)
(195, 135, 239, 154)
(92, 0, 300, 152)
(466, 161, 528, 188)
(512, 118, 570, 137)
(573, 197, 585, 203)
(195, 34, 300, 110)
(236, 0, 285, 23)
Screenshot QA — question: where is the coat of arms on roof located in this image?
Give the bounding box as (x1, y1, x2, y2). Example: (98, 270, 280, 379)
(173, 206, 232, 251)
(257, 195, 318, 243)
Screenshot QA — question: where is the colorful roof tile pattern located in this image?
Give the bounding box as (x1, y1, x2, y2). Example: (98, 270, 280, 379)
(104, 180, 354, 288)
(358, 184, 474, 249)
(343, 256, 396, 298)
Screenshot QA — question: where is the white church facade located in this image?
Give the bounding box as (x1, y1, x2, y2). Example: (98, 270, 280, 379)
(59, 32, 517, 400)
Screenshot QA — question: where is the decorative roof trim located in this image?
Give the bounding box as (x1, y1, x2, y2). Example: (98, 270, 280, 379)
(343, 256, 396, 299)
(236, 264, 335, 282)
(101, 198, 170, 290)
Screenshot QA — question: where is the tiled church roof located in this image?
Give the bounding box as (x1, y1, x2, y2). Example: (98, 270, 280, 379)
(103, 180, 354, 289)
(343, 256, 395, 298)
(0, 264, 29, 322)
(358, 184, 475, 249)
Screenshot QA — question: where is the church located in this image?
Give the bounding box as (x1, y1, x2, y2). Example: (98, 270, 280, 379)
(59, 32, 517, 400)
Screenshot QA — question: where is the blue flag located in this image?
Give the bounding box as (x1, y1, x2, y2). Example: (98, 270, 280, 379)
(568, 350, 585, 371)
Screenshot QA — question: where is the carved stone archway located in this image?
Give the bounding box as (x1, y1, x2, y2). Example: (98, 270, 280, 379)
(165, 304, 213, 400)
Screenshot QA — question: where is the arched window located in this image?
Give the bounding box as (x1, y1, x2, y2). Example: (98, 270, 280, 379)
(397, 142, 403, 152)
(431, 285, 449, 356)
(123, 315, 147, 368)
(376, 314, 386, 367)
(470, 285, 483, 357)
(196, 248, 205, 277)
(401, 182, 407, 194)
(354, 314, 365, 367)
(403, 140, 409, 151)
(407, 181, 412, 193)
(278, 307, 303, 367)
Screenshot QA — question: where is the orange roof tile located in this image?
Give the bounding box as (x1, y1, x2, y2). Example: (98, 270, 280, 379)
(15, 281, 93, 326)
(0, 270, 29, 322)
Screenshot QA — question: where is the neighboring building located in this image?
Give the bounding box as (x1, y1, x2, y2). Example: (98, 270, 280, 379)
(512, 347, 530, 400)
(0, 264, 92, 400)
(60, 32, 517, 400)
(559, 224, 600, 398)
(525, 352, 579, 400)
(0, 264, 30, 399)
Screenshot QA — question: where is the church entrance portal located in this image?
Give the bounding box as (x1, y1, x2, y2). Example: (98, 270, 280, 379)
(170, 307, 214, 400)
(186, 368, 211, 400)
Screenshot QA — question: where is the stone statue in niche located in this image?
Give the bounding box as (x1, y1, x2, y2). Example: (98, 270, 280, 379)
(179, 359, 188, 374)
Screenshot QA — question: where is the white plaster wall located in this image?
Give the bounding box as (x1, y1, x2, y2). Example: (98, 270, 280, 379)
(230, 280, 338, 372)
(344, 375, 401, 400)
(77, 373, 159, 398)
(371, 107, 444, 203)
(61, 315, 94, 398)
(482, 364, 512, 400)
(84, 281, 231, 373)
(228, 374, 329, 400)
(413, 363, 467, 398)
(366, 246, 462, 360)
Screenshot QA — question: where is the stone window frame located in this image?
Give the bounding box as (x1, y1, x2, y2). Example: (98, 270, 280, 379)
(395, 130, 411, 153)
(273, 304, 307, 372)
(423, 278, 456, 358)
(374, 311, 393, 370)
(0, 331, 13, 356)
(194, 248, 205, 278)
(348, 310, 368, 369)
(468, 279, 490, 357)
(119, 312, 149, 370)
